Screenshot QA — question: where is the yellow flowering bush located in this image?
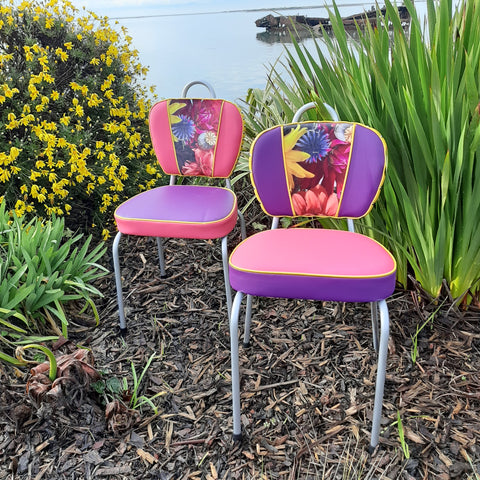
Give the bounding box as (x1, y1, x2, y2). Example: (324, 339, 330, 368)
(0, 0, 162, 238)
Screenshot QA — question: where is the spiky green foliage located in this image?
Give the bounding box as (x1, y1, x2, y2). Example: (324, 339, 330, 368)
(242, 0, 480, 301)
(0, 203, 107, 364)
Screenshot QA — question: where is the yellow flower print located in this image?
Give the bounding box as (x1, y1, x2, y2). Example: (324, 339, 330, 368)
(167, 101, 185, 125)
(283, 125, 314, 192)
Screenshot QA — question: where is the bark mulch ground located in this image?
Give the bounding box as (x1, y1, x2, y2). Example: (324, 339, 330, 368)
(1, 233, 480, 479)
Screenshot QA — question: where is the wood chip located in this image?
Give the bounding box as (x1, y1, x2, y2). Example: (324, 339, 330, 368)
(136, 448, 157, 464)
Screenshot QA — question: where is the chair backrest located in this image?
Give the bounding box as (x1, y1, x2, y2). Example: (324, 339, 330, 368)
(149, 98, 243, 178)
(250, 121, 387, 219)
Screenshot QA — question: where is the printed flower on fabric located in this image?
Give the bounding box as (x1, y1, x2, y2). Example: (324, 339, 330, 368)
(167, 99, 221, 176)
(283, 122, 353, 216)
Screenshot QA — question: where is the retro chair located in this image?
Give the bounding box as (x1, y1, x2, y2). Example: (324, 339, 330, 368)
(228, 103, 396, 451)
(113, 81, 245, 335)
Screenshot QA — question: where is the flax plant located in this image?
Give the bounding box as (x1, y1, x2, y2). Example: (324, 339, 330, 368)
(0, 204, 107, 364)
(248, 0, 480, 301)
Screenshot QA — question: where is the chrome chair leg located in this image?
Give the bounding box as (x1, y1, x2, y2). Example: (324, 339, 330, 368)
(238, 209, 247, 240)
(230, 291, 243, 441)
(243, 294, 253, 347)
(371, 301, 380, 353)
(156, 237, 167, 278)
(370, 298, 390, 452)
(112, 231, 127, 336)
(222, 235, 233, 318)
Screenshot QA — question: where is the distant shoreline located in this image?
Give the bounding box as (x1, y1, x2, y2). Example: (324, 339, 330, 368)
(105, 3, 373, 20)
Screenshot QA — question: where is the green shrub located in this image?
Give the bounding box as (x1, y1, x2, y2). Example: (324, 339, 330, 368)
(0, 0, 162, 238)
(242, 0, 480, 302)
(0, 203, 107, 363)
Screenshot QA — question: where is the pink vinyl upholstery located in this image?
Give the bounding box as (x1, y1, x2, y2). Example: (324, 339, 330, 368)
(230, 228, 396, 302)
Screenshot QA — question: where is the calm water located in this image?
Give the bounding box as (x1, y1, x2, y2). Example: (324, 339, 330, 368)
(81, 1, 434, 101)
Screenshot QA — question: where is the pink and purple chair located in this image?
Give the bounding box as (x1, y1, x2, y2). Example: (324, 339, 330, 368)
(228, 103, 396, 451)
(113, 81, 245, 335)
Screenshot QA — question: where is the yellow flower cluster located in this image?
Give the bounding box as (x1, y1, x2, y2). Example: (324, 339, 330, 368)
(0, 0, 161, 239)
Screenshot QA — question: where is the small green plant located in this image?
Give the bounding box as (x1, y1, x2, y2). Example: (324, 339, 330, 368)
(394, 411, 410, 460)
(410, 299, 447, 364)
(92, 375, 124, 401)
(92, 353, 165, 414)
(465, 450, 480, 480)
(0, 204, 107, 364)
(16, 344, 57, 381)
(127, 352, 165, 413)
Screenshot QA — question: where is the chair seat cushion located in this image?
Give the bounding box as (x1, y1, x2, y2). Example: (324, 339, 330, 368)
(115, 185, 237, 239)
(229, 228, 396, 302)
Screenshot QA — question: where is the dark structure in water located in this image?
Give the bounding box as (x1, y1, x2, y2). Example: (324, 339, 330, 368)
(255, 6, 410, 32)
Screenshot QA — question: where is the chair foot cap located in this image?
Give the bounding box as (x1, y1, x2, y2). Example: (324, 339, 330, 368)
(242, 341, 250, 348)
(120, 327, 128, 338)
(232, 433, 242, 442)
(368, 444, 376, 455)
(160, 274, 169, 279)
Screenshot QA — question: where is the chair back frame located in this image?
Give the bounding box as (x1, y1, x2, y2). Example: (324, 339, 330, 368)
(149, 82, 243, 182)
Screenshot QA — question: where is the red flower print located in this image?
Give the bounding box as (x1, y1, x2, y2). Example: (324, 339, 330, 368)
(181, 161, 203, 176)
(291, 185, 338, 216)
(194, 147, 213, 176)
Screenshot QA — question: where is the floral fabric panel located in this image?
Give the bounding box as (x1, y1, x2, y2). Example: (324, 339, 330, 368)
(283, 122, 353, 216)
(167, 99, 222, 176)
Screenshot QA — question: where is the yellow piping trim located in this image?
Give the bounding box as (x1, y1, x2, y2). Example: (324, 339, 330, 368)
(115, 186, 237, 225)
(229, 265, 396, 279)
(282, 125, 296, 215)
(116, 215, 235, 226)
(229, 260, 397, 280)
(249, 121, 388, 220)
(166, 99, 186, 175)
(229, 232, 397, 278)
(334, 123, 355, 217)
(209, 100, 223, 177)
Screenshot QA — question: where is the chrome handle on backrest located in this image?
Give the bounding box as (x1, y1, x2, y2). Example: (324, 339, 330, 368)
(292, 101, 339, 122)
(181, 80, 216, 98)
(169, 81, 218, 186)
